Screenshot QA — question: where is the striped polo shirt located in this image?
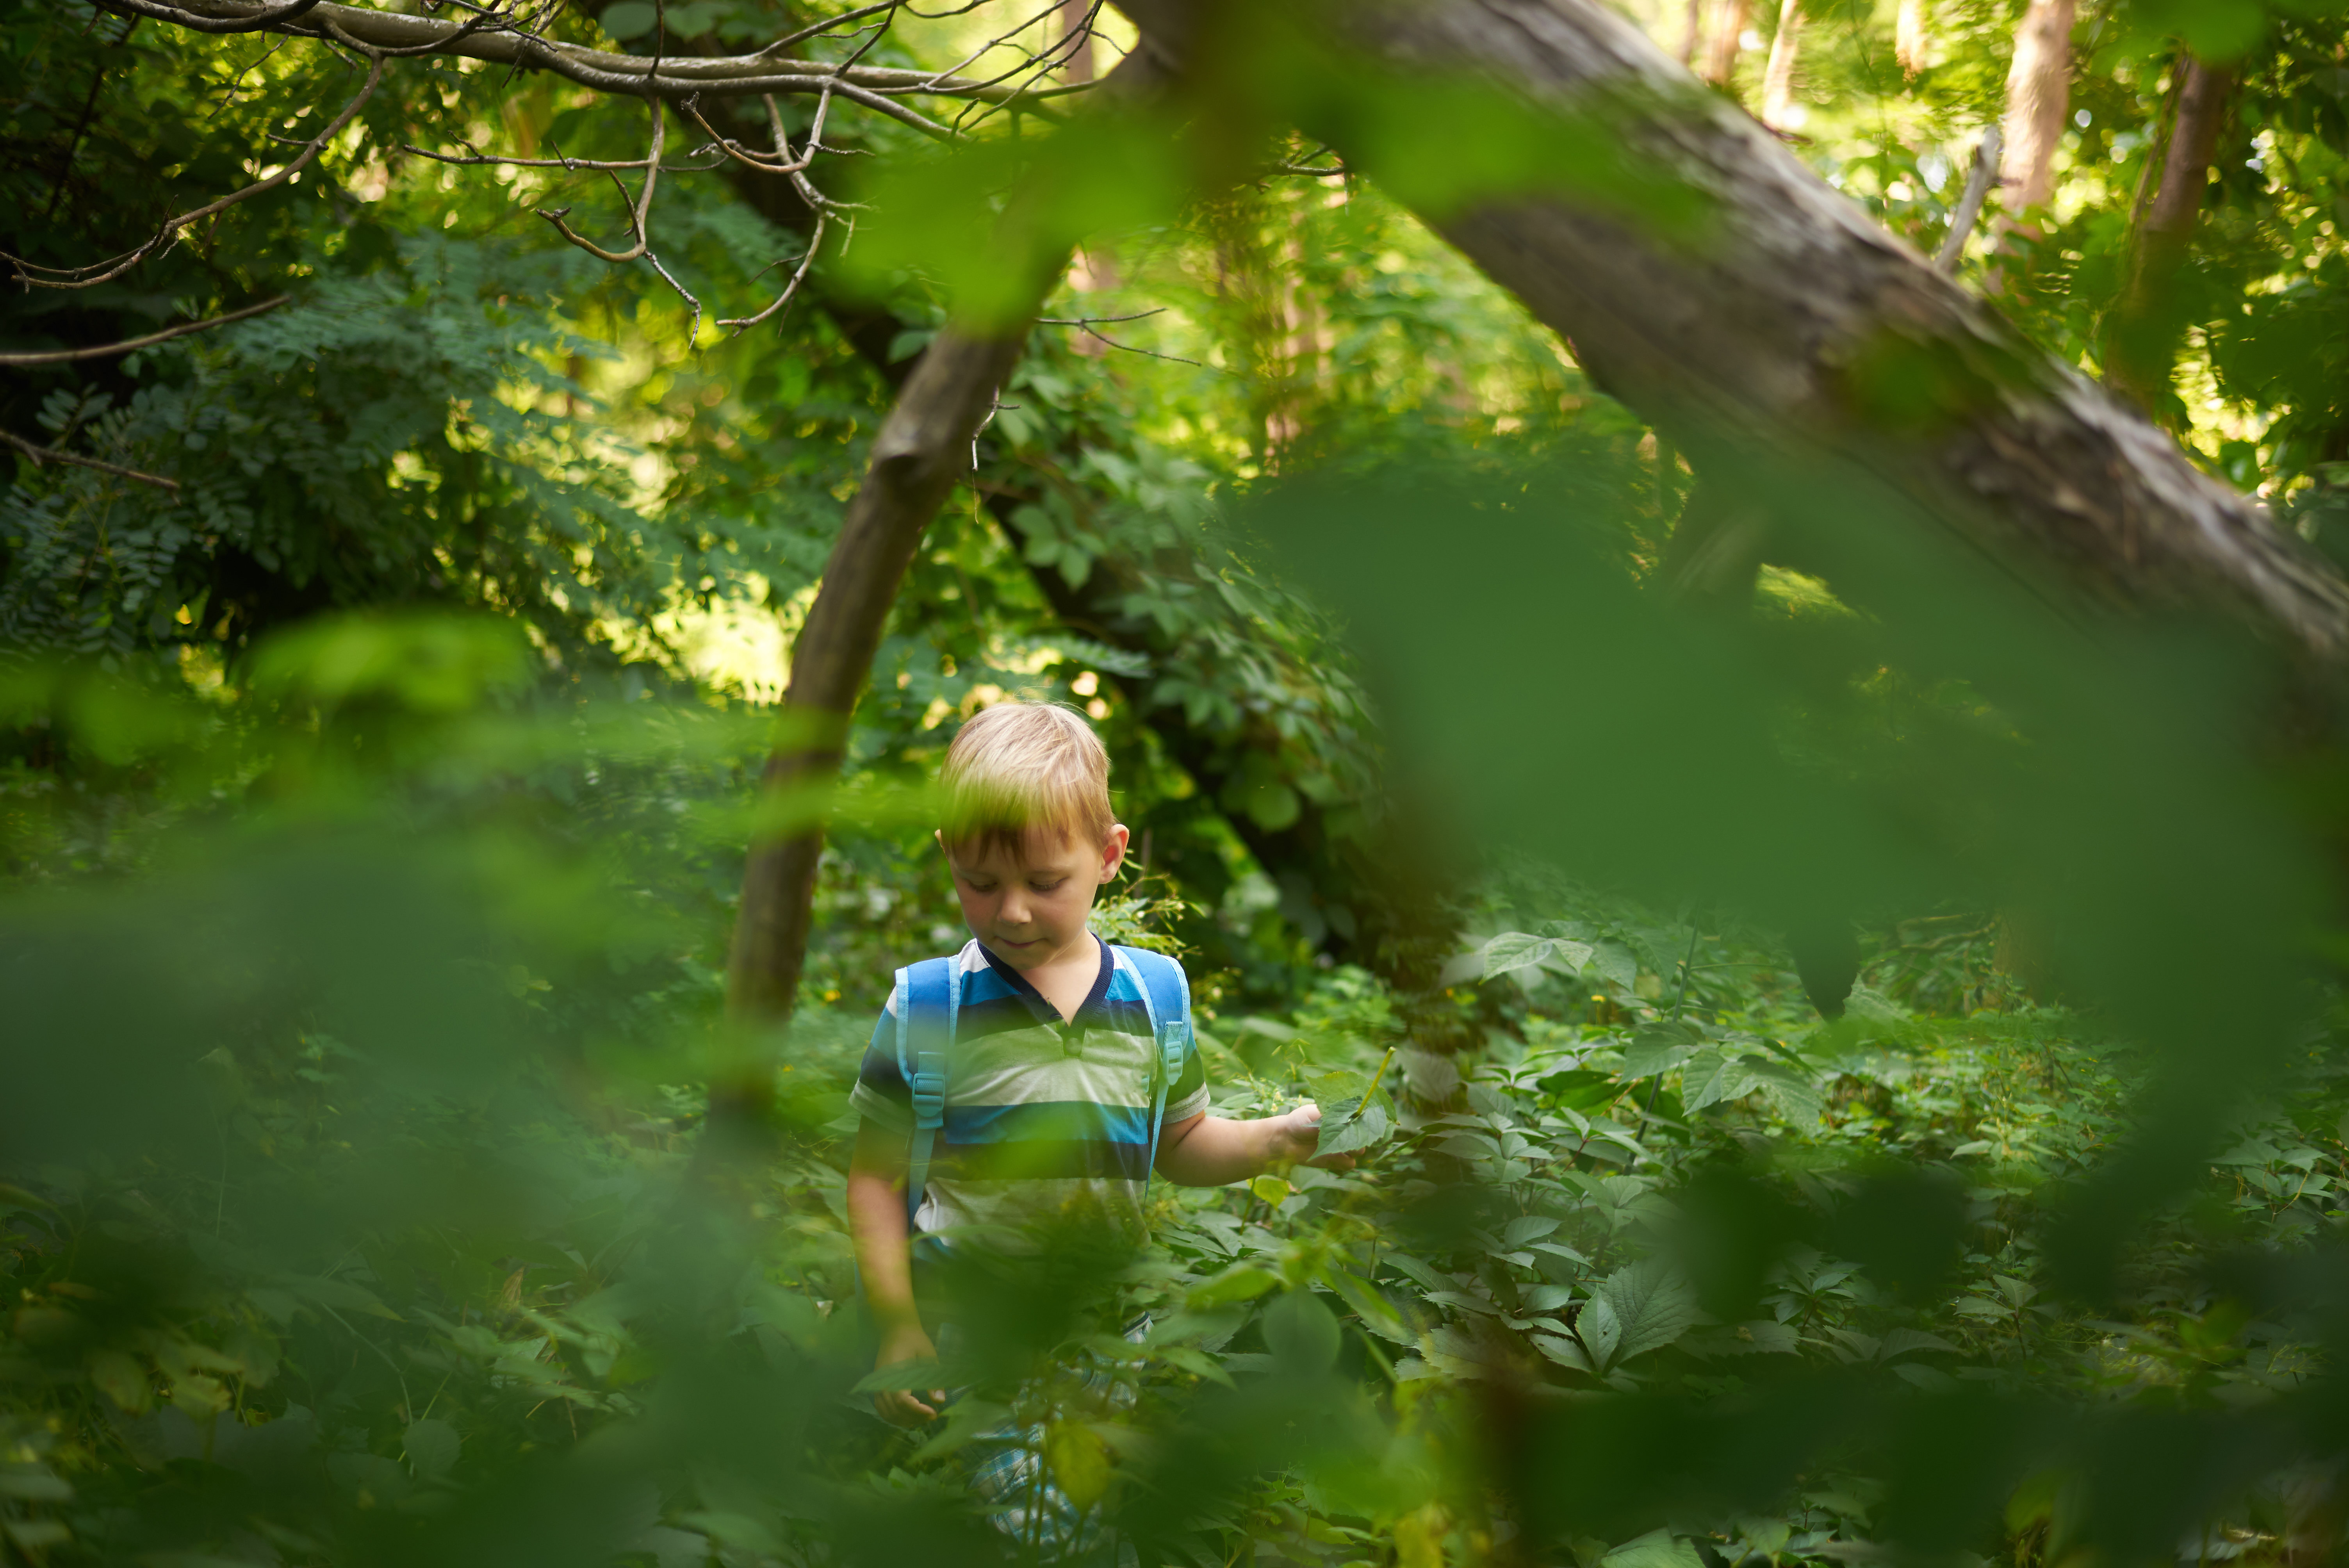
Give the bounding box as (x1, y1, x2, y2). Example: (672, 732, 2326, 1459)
(850, 935, 1208, 1242)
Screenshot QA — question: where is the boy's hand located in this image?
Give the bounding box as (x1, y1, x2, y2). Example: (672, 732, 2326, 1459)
(872, 1320, 946, 1427)
(1269, 1101, 1356, 1172)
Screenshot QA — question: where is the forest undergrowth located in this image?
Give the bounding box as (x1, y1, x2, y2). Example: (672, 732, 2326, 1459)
(4, 641, 2341, 1568)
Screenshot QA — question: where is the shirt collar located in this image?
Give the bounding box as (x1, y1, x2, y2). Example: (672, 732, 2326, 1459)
(979, 933, 1112, 1026)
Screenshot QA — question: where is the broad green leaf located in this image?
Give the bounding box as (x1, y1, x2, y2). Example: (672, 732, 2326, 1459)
(1321, 1267, 1413, 1343)
(1599, 1529, 1706, 1568)
(1044, 1420, 1113, 1509)
(1316, 1095, 1392, 1157)
(1536, 1068, 1622, 1111)
(1479, 931, 1593, 982)
(1575, 1296, 1622, 1370)
(403, 1417, 460, 1481)
(1532, 1333, 1597, 1374)
(1588, 943, 1640, 995)
(1619, 1025, 1700, 1080)
(1155, 1346, 1235, 1387)
(1189, 1264, 1282, 1309)
(86, 1349, 150, 1414)
(1263, 1290, 1342, 1373)
(1742, 1061, 1825, 1125)
(1381, 1254, 1451, 1294)
(1502, 1215, 1561, 1246)
(1592, 1260, 1699, 1364)
(1678, 1048, 1744, 1110)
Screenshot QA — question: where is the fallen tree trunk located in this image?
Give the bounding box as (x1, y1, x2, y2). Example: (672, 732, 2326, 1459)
(1112, 0, 2349, 666)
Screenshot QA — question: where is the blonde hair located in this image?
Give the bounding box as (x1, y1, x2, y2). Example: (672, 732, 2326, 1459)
(940, 701, 1116, 859)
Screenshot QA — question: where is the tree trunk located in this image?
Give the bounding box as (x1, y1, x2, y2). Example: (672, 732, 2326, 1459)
(1996, 0, 2075, 227)
(1895, 0, 1927, 78)
(1758, 0, 1803, 128)
(2103, 56, 2234, 419)
(700, 87, 1429, 992)
(1676, 0, 1701, 69)
(715, 328, 1029, 1108)
(1700, 0, 1748, 88)
(1106, 0, 2349, 666)
(1059, 0, 1095, 82)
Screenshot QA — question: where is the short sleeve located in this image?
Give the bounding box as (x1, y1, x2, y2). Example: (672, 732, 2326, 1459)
(848, 1001, 913, 1134)
(1160, 1030, 1208, 1126)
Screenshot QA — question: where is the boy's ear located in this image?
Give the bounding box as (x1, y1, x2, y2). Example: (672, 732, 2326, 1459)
(1098, 823, 1131, 882)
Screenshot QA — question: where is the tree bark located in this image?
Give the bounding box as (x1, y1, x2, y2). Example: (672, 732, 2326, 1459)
(1059, 0, 1096, 82)
(1700, 0, 1748, 88)
(722, 329, 1033, 1029)
(2103, 56, 2234, 419)
(1996, 0, 2075, 226)
(1758, 0, 1803, 128)
(1108, 0, 2349, 666)
(1895, 0, 1927, 79)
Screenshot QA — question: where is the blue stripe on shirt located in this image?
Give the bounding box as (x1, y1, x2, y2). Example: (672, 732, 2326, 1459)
(945, 1099, 1153, 1146)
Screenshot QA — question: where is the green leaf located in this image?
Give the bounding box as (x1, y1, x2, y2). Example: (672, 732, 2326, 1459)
(1588, 942, 1640, 994)
(1478, 931, 1594, 982)
(1619, 1026, 1698, 1081)
(1536, 1068, 1622, 1111)
(1155, 1346, 1235, 1386)
(87, 1349, 150, 1414)
(403, 1417, 460, 1481)
(1316, 1095, 1392, 1157)
(1382, 1253, 1451, 1294)
(1574, 1296, 1622, 1369)
(1321, 1266, 1413, 1343)
(1532, 1333, 1597, 1374)
(1591, 1260, 1698, 1365)
(599, 1, 658, 38)
(1188, 1264, 1282, 1309)
(1502, 1215, 1561, 1246)
(1262, 1290, 1342, 1372)
(1599, 1529, 1706, 1568)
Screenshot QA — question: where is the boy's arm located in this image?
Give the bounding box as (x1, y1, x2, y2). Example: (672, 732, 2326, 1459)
(1155, 1105, 1351, 1186)
(845, 1118, 946, 1427)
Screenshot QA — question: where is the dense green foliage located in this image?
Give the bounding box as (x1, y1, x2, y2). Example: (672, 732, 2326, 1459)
(13, 0, 2349, 1566)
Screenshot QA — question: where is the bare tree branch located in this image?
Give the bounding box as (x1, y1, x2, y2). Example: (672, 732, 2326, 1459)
(103, 0, 1080, 103)
(0, 296, 288, 366)
(119, 0, 324, 33)
(537, 96, 664, 262)
(717, 216, 827, 333)
(0, 429, 180, 491)
(1934, 123, 2000, 273)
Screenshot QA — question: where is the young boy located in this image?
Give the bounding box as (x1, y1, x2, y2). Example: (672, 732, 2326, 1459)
(845, 700, 1340, 1427)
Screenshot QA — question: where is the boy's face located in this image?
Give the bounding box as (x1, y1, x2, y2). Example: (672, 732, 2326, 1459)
(939, 823, 1128, 971)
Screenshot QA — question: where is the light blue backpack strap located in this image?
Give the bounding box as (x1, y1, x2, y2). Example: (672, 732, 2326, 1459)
(897, 954, 961, 1232)
(1112, 945, 1192, 1204)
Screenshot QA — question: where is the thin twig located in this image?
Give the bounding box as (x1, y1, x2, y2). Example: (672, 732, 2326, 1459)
(718, 214, 826, 333)
(0, 296, 289, 367)
(0, 428, 180, 491)
(1050, 322, 1200, 365)
(536, 96, 662, 262)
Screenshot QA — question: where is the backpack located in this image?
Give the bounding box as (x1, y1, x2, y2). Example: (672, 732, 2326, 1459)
(890, 944, 1193, 1231)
